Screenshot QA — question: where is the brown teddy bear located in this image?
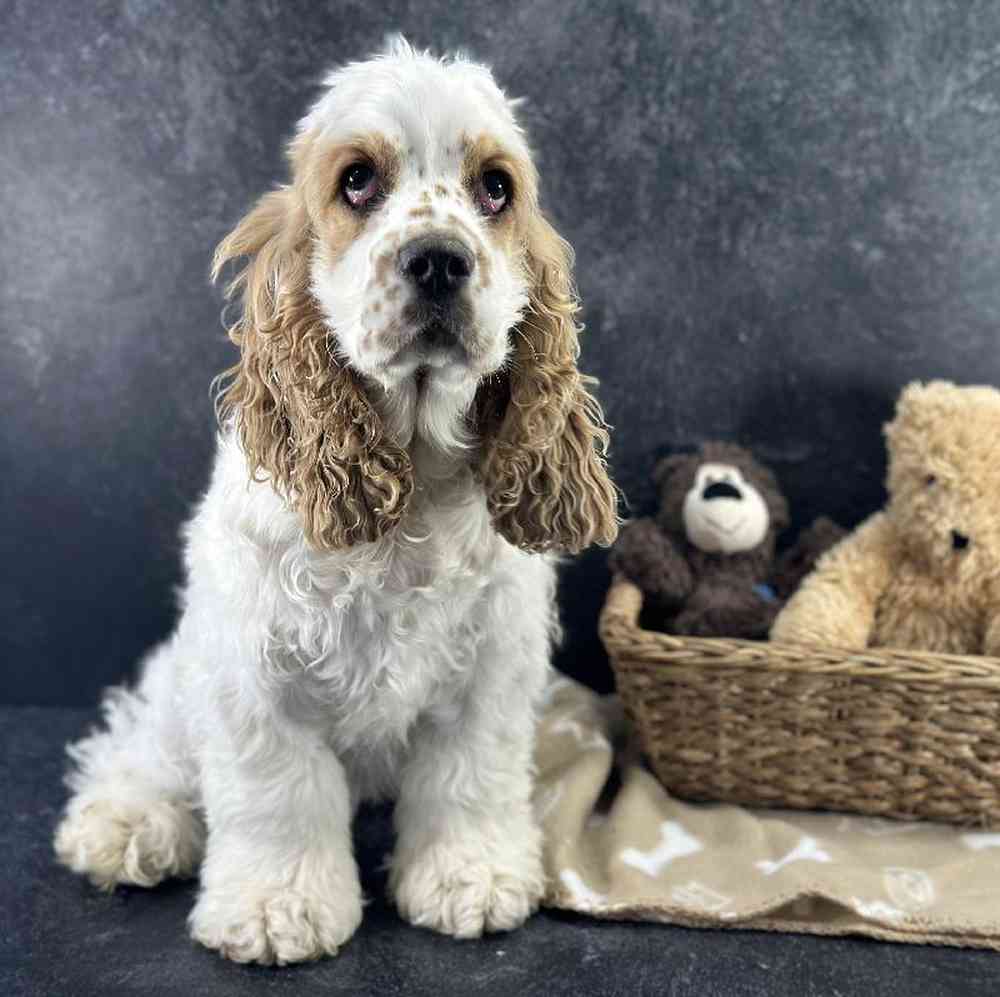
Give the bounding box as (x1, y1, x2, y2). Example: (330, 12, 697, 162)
(771, 381, 1000, 654)
(610, 442, 844, 639)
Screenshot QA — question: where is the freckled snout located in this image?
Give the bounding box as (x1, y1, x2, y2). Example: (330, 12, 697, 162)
(398, 236, 475, 300)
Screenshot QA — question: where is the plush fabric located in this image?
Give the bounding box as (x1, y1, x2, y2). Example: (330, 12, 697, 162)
(610, 443, 842, 639)
(772, 382, 1000, 653)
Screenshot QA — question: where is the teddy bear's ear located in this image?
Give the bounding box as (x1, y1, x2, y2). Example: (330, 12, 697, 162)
(891, 380, 928, 420)
(744, 460, 790, 533)
(886, 380, 956, 441)
(766, 486, 791, 534)
(653, 453, 694, 488)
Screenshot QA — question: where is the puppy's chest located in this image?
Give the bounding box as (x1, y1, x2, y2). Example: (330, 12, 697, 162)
(275, 520, 498, 739)
(873, 569, 985, 653)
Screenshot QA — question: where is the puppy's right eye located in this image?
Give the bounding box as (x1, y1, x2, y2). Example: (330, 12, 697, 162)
(342, 163, 378, 208)
(925, 474, 937, 487)
(477, 169, 511, 216)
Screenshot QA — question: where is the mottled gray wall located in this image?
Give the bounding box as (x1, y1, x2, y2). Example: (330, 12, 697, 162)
(4, 0, 1000, 705)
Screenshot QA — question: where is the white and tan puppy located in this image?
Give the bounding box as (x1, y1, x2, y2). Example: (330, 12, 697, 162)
(54, 38, 617, 965)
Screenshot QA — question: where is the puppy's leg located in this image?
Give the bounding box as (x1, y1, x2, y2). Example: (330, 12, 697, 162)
(188, 717, 361, 965)
(390, 635, 547, 938)
(54, 642, 202, 890)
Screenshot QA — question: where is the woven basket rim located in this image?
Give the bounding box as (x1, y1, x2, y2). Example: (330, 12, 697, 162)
(599, 574, 1000, 688)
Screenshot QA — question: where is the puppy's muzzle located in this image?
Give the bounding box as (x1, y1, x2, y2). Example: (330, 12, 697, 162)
(399, 236, 475, 301)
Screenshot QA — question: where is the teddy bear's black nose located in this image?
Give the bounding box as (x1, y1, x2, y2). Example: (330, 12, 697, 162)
(951, 530, 970, 551)
(703, 482, 742, 501)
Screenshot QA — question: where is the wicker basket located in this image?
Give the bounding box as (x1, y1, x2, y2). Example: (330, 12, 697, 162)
(599, 575, 1000, 827)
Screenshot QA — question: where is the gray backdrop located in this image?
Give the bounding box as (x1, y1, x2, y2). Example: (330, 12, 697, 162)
(5, 0, 1000, 705)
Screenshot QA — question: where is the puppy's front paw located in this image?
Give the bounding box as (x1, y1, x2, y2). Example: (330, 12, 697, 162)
(54, 798, 203, 890)
(391, 842, 544, 938)
(190, 848, 362, 966)
(189, 881, 362, 965)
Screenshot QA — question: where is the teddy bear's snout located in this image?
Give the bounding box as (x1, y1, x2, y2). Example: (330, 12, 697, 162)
(951, 529, 970, 551)
(703, 481, 742, 501)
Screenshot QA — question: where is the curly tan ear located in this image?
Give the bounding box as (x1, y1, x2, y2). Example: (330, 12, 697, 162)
(477, 214, 619, 554)
(213, 186, 413, 549)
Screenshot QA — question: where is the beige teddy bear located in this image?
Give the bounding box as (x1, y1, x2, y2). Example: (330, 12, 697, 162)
(771, 381, 1000, 654)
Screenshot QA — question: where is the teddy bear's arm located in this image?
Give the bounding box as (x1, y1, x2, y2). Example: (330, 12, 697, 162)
(769, 512, 894, 649)
(985, 616, 1000, 657)
(771, 516, 848, 601)
(608, 517, 694, 606)
(983, 581, 1000, 657)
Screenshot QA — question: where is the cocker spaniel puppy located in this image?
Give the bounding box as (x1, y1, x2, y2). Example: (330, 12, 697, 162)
(53, 37, 617, 965)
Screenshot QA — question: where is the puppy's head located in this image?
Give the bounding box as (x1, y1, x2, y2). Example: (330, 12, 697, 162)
(215, 38, 618, 552)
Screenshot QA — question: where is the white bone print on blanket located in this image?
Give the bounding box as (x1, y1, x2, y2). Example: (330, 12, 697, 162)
(756, 836, 832, 876)
(620, 821, 703, 877)
(851, 898, 906, 923)
(962, 832, 1000, 850)
(883, 867, 935, 910)
(559, 869, 607, 910)
(546, 709, 610, 753)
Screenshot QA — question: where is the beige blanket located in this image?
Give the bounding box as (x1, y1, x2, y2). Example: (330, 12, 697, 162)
(535, 677, 1000, 949)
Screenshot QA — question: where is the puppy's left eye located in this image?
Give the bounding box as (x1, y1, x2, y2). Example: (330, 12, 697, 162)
(342, 163, 379, 208)
(477, 169, 510, 216)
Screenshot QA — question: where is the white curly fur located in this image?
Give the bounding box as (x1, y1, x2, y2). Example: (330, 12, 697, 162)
(54, 39, 559, 965)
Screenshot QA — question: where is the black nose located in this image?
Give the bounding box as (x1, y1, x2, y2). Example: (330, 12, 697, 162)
(703, 481, 742, 501)
(952, 530, 970, 551)
(399, 237, 474, 299)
